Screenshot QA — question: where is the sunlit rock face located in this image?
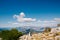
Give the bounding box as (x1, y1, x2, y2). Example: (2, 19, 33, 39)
(51, 27, 60, 33)
(55, 36, 60, 40)
(19, 27, 60, 40)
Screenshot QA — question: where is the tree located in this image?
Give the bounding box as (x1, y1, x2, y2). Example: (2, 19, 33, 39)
(0, 28, 23, 40)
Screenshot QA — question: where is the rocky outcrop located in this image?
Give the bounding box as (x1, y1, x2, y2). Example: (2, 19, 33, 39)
(19, 27, 60, 40)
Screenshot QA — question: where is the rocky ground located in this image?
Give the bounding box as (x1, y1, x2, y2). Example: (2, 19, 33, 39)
(19, 27, 60, 40)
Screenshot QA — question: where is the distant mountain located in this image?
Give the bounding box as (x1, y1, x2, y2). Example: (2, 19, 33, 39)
(0, 27, 17, 31)
(0, 27, 11, 31)
(0, 27, 45, 34)
(16, 27, 45, 34)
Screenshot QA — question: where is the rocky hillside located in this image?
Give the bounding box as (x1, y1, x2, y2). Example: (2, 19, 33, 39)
(19, 27, 60, 40)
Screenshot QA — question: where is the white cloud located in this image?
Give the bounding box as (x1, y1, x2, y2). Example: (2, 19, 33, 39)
(0, 12, 60, 28)
(54, 18, 60, 22)
(13, 12, 36, 22)
(0, 21, 57, 28)
(37, 20, 56, 23)
(36, 20, 57, 27)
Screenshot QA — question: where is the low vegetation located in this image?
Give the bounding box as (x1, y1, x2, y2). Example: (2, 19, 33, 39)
(0, 29, 23, 40)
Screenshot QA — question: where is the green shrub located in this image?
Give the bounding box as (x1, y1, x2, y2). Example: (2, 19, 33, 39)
(0, 28, 23, 40)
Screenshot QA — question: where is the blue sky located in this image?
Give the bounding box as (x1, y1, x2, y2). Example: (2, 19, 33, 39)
(0, 0, 60, 28)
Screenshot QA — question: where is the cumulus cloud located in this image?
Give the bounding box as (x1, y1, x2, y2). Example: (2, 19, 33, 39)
(0, 12, 60, 28)
(13, 12, 36, 22)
